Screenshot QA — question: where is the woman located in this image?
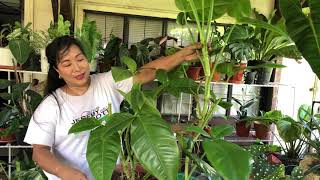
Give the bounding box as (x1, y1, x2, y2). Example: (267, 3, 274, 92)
(24, 35, 201, 180)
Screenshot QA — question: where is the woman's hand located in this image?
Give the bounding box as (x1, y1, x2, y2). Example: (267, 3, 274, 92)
(58, 165, 87, 180)
(175, 43, 202, 62)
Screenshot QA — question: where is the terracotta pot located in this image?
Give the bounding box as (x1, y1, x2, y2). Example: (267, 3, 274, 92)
(254, 122, 271, 139)
(199, 63, 221, 82)
(186, 66, 202, 80)
(228, 63, 246, 84)
(0, 128, 16, 143)
(235, 121, 251, 137)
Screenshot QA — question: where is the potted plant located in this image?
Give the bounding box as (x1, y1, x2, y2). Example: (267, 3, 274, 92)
(232, 96, 257, 137)
(0, 79, 42, 144)
(253, 110, 282, 139)
(240, 9, 301, 84)
(246, 144, 287, 179)
(274, 111, 305, 175)
(276, 0, 320, 178)
(6, 22, 39, 71)
(76, 18, 102, 72)
(294, 104, 320, 179)
(69, 0, 256, 179)
(224, 24, 255, 84)
(0, 23, 16, 69)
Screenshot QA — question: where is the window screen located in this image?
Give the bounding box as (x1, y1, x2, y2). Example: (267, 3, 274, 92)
(86, 13, 124, 43)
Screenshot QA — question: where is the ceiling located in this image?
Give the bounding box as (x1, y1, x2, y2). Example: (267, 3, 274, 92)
(0, 0, 21, 25)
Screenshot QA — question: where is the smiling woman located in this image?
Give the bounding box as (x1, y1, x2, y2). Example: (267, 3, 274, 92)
(22, 35, 201, 180)
(55, 45, 91, 96)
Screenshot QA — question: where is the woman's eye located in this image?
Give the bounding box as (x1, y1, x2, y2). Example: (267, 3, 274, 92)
(63, 63, 71, 67)
(77, 59, 84, 62)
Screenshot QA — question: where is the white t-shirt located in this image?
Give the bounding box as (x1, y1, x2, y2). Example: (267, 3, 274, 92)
(24, 72, 133, 180)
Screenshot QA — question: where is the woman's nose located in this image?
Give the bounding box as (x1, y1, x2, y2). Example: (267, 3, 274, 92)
(72, 62, 81, 71)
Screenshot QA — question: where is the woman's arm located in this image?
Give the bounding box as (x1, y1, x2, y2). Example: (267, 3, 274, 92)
(133, 43, 202, 84)
(32, 144, 87, 180)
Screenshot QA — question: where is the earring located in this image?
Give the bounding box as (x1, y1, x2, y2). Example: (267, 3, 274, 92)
(59, 75, 61, 79)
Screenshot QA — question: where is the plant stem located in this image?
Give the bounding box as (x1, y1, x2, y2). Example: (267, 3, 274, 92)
(188, 153, 206, 179)
(184, 157, 189, 180)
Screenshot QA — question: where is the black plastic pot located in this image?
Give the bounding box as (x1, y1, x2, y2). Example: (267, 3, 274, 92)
(256, 67, 273, 85)
(22, 51, 41, 71)
(277, 155, 300, 175)
(244, 71, 257, 84)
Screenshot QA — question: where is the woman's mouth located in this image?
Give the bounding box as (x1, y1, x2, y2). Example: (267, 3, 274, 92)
(75, 73, 85, 80)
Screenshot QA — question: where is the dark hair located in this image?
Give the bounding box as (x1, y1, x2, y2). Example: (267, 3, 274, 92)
(44, 35, 86, 96)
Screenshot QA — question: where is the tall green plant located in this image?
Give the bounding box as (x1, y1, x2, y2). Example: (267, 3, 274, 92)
(174, 0, 253, 179)
(70, 1, 258, 179)
(76, 18, 102, 63)
(69, 57, 196, 180)
(48, 15, 71, 40)
(279, 0, 320, 78)
(7, 22, 33, 65)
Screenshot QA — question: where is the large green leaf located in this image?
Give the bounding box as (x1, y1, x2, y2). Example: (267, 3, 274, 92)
(130, 84, 146, 112)
(186, 125, 211, 138)
(87, 129, 121, 180)
(186, 152, 219, 177)
(111, 66, 134, 82)
(12, 82, 30, 100)
(167, 78, 200, 97)
(98, 112, 135, 137)
(156, 69, 169, 84)
(0, 79, 13, 89)
(25, 90, 43, 111)
(68, 118, 101, 134)
(121, 56, 137, 73)
(131, 105, 179, 180)
(203, 139, 252, 180)
(0, 92, 11, 100)
(280, 0, 320, 78)
(8, 39, 32, 65)
(211, 125, 234, 139)
(276, 117, 303, 142)
(175, 0, 251, 20)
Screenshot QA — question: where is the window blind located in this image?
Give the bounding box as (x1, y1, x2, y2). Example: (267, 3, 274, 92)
(86, 13, 124, 43)
(128, 17, 163, 46)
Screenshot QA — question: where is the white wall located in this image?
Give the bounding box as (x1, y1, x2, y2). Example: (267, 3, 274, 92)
(277, 58, 316, 118)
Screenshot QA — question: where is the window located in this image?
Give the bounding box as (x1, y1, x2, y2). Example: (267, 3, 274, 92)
(167, 21, 198, 47)
(128, 17, 163, 46)
(86, 13, 124, 43)
(85, 11, 202, 47)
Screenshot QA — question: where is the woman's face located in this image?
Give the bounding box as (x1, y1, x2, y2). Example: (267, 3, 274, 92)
(56, 45, 90, 89)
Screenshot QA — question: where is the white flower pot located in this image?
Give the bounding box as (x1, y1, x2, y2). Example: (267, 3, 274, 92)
(40, 49, 49, 73)
(89, 59, 98, 72)
(0, 47, 16, 68)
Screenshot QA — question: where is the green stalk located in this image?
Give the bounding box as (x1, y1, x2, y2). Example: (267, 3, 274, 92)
(184, 157, 190, 180)
(205, 0, 215, 44)
(188, 0, 204, 41)
(188, 153, 206, 179)
(124, 129, 132, 179)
